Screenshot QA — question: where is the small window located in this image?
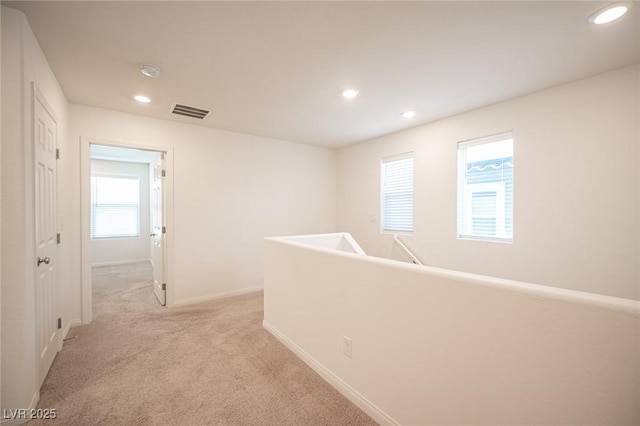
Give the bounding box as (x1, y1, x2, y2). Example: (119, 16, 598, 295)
(457, 133, 513, 242)
(91, 175, 141, 239)
(381, 153, 414, 233)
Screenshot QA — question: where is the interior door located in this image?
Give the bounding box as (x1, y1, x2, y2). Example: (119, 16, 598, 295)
(151, 152, 166, 305)
(34, 89, 60, 386)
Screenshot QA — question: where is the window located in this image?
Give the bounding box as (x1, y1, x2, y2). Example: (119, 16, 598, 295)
(91, 175, 141, 239)
(381, 153, 414, 233)
(457, 133, 513, 242)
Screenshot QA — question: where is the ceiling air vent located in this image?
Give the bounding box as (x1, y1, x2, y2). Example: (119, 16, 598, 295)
(171, 103, 210, 120)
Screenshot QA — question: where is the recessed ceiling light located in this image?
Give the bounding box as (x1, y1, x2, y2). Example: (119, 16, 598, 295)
(401, 110, 416, 118)
(341, 88, 359, 99)
(140, 64, 161, 78)
(134, 95, 151, 103)
(588, 4, 629, 24)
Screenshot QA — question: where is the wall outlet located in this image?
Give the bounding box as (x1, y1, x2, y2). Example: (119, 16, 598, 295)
(343, 336, 352, 358)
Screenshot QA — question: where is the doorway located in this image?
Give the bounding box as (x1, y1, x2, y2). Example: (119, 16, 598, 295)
(81, 140, 173, 324)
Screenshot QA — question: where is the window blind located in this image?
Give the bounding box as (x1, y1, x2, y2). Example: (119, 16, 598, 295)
(457, 133, 513, 242)
(381, 153, 414, 233)
(91, 175, 141, 239)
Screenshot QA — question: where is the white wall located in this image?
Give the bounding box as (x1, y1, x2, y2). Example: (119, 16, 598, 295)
(337, 65, 640, 300)
(1, 6, 336, 412)
(69, 104, 336, 311)
(90, 159, 150, 266)
(264, 237, 640, 425)
(1, 6, 69, 418)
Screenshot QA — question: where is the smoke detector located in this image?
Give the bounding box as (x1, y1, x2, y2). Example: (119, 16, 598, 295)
(140, 64, 161, 78)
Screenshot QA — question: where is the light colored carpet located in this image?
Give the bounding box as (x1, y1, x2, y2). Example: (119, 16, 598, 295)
(31, 262, 376, 425)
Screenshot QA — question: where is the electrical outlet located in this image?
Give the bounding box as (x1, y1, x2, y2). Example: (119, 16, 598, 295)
(343, 336, 352, 358)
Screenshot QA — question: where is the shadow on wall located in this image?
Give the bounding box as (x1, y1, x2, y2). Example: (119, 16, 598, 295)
(264, 233, 640, 426)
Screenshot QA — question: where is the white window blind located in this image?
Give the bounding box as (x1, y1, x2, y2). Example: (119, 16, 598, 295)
(457, 133, 513, 242)
(381, 153, 414, 233)
(91, 175, 141, 239)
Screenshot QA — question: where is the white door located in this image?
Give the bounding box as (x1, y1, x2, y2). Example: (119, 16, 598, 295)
(34, 90, 60, 386)
(151, 153, 166, 305)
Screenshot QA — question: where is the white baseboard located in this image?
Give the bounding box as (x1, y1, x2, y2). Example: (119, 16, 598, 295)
(262, 320, 398, 426)
(91, 258, 150, 267)
(171, 286, 263, 308)
(63, 318, 82, 340)
(0, 391, 40, 426)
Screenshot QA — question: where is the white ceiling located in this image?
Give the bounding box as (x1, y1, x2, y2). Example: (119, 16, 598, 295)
(5, 1, 640, 148)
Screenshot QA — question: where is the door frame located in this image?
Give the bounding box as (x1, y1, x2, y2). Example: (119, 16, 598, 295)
(150, 152, 167, 306)
(80, 137, 174, 323)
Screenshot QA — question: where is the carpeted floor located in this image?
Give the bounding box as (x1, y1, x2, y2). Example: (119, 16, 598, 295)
(31, 262, 376, 425)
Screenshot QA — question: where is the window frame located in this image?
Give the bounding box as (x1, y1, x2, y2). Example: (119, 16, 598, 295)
(380, 152, 414, 234)
(457, 132, 514, 243)
(90, 173, 142, 240)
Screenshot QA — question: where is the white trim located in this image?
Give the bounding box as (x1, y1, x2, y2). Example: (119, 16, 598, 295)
(457, 132, 514, 243)
(171, 286, 263, 308)
(62, 319, 82, 341)
(80, 139, 92, 323)
(458, 130, 513, 148)
(262, 320, 399, 426)
(81, 137, 175, 323)
(90, 258, 151, 267)
(0, 391, 40, 426)
(380, 151, 413, 164)
(268, 236, 640, 313)
(272, 232, 367, 256)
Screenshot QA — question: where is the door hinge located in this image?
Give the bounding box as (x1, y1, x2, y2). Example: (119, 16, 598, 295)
(162, 226, 166, 234)
(57, 318, 62, 329)
(56, 148, 60, 159)
(57, 233, 61, 244)
(161, 169, 166, 177)
(162, 283, 166, 291)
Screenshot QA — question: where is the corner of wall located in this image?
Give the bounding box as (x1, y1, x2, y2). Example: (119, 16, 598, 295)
(1, 5, 37, 415)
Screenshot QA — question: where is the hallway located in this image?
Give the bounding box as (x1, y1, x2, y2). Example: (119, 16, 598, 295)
(30, 264, 374, 425)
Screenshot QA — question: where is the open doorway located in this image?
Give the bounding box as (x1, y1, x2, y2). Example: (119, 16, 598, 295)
(90, 145, 158, 318)
(81, 140, 172, 324)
